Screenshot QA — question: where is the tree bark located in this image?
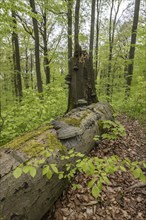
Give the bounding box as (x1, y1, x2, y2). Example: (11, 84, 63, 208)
(30, 52, 34, 89)
(24, 46, 29, 89)
(0, 102, 113, 220)
(74, 0, 81, 55)
(42, 11, 50, 85)
(106, 0, 122, 98)
(95, 0, 101, 79)
(89, 0, 97, 103)
(29, 0, 43, 93)
(66, 0, 73, 112)
(125, 0, 141, 97)
(12, 10, 23, 101)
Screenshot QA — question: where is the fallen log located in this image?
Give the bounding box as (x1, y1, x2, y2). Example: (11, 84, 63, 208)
(0, 102, 113, 220)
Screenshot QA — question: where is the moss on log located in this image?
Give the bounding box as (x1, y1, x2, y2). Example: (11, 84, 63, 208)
(0, 102, 113, 220)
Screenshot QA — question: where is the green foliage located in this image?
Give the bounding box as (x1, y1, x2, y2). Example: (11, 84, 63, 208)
(13, 147, 145, 199)
(110, 76, 146, 123)
(1, 84, 67, 146)
(59, 151, 146, 198)
(94, 120, 126, 141)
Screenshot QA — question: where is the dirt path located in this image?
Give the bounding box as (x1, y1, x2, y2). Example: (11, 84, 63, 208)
(43, 115, 146, 220)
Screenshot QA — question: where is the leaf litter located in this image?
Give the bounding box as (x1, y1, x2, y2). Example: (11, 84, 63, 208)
(43, 115, 146, 220)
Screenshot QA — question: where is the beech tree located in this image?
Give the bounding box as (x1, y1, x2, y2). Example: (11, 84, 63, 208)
(125, 0, 141, 96)
(12, 10, 23, 101)
(106, 0, 122, 97)
(29, 0, 43, 93)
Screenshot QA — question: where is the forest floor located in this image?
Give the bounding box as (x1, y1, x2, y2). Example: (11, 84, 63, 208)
(44, 115, 146, 220)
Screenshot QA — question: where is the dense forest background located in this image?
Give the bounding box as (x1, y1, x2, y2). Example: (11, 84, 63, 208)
(0, 0, 146, 146)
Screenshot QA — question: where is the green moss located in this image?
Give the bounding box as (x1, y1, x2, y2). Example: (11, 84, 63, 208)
(22, 132, 66, 157)
(23, 140, 45, 157)
(47, 133, 66, 153)
(61, 112, 90, 127)
(3, 125, 66, 157)
(4, 125, 52, 150)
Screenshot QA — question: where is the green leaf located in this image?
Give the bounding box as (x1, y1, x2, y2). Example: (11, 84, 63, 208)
(91, 185, 100, 198)
(101, 175, 111, 185)
(58, 172, 64, 179)
(120, 166, 127, 171)
(50, 164, 58, 174)
(139, 173, 146, 182)
(29, 167, 36, 178)
(97, 180, 102, 191)
(39, 159, 45, 164)
(46, 169, 52, 179)
(133, 168, 142, 178)
(23, 166, 30, 174)
(13, 167, 22, 178)
(42, 166, 49, 175)
(88, 178, 96, 189)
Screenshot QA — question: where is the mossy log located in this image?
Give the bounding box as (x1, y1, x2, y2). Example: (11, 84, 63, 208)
(0, 102, 113, 220)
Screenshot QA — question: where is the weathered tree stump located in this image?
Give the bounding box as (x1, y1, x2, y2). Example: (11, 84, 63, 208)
(0, 102, 113, 220)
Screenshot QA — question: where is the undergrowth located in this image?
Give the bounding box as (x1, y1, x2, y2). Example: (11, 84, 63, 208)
(0, 84, 67, 146)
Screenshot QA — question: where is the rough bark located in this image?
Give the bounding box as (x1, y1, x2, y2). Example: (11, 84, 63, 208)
(89, 0, 97, 103)
(74, 0, 81, 55)
(106, 0, 122, 98)
(29, 0, 43, 93)
(66, 0, 73, 112)
(42, 11, 50, 85)
(67, 0, 98, 111)
(125, 0, 140, 97)
(95, 0, 101, 79)
(24, 46, 29, 89)
(12, 10, 23, 101)
(0, 102, 113, 220)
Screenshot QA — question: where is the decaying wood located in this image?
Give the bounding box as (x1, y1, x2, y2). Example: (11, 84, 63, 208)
(0, 102, 113, 220)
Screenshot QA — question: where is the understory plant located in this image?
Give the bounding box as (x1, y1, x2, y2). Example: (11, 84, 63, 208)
(0, 84, 67, 146)
(13, 120, 146, 199)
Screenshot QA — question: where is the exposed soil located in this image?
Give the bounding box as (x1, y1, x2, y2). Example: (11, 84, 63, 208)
(43, 115, 146, 220)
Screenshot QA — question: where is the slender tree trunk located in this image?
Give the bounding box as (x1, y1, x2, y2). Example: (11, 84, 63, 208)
(106, 0, 114, 97)
(66, 0, 73, 112)
(106, 0, 121, 98)
(12, 10, 23, 101)
(74, 0, 81, 54)
(30, 52, 34, 89)
(95, 0, 101, 79)
(89, 0, 97, 103)
(43, 11, 50, 84)
(29, 0, 43, 93)
(25, 46, 29, 89)
(125, 0, 141, 97)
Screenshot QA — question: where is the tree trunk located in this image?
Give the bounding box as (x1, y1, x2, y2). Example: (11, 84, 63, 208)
(67, 0, 81, 111)
(125, 0, 141, 97)
(67, 0, 98, 111)
(24, 46, 29, 89)
(95, 0, 101, 79)
(89, 0, 97, 103)
(30, 52, 34, 89)
(74, 0, 81, 55)
(29, 0, 43, 93)
(106, 0, 122, 98)
(66, 0, 73, 112)
(12, 10, 23, 101)
(0, 102, 113, 220)
(43, 11, 50, 85)
(106, 0, 114, 97)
